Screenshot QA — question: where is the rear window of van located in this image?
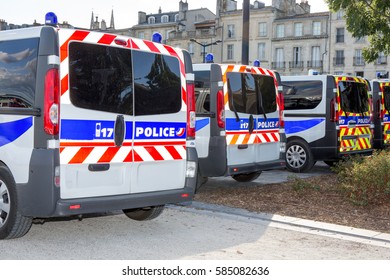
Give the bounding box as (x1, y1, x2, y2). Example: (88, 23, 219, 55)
(383, 86, 390, 112)
(339, 81, 369, 114)
(68, 42, 181, 116)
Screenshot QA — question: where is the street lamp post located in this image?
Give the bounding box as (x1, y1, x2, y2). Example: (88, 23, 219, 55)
(190, 38, 222, 63)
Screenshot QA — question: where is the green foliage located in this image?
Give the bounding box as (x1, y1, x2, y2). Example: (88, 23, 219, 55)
(326, 0, 390, 62)
(334, 150, 390, 205)
(288, 175, 320, 192)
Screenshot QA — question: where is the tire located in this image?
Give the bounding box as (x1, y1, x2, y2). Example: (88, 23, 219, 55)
(0, 166, 33, 240)
(232, 171, 262, 182)
(285, 139, 314, 173)
(123, 205, 165, 221)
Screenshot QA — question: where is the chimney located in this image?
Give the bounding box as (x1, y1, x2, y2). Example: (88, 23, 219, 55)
(138, 11, 146, 24)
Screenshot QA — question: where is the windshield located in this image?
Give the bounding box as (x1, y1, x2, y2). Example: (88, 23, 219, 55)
(339, 81, 369, 114)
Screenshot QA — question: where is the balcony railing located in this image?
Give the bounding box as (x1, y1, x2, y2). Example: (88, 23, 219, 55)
(333, 57, 345, 66)
(307, 60, 323, 68)
(353, 57, 365, 66)
(289, 61, 304, 69)
(271, 61, 286, 69)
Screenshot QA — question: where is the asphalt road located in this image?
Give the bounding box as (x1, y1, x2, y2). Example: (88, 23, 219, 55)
(1, 162, 389, 260)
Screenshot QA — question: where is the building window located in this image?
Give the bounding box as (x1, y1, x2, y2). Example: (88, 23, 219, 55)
(227, 24, 235, 38)
(259, 22, 267, 37)
(336, 10, 344, 20)
(227, 44, 234, 60)
(148, 16, 155, 24)
(376, 52, 387, 65)
(310, 46, 321, 68)
(161, 15, 169, 23)
(356, 71, 364, 77)
(335, 50, 345, 66)
(294, 23, 303, 37)
(274, 48, 284, 69)
(355, 36, 365, 43)
(312, 22, 321, 36)
(257, 43, 266, 60)
(138, 32, 145, 39)
(174, 14, 179, 22)
(354, 49, 365, 66)
(292, 47, 303, 68)
(336, 28, 344, 43)
(276, 24, 284, 38)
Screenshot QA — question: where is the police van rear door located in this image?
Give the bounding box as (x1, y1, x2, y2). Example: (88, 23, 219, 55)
(380, 82, 390, 146)
(130, 45, 187, 193)
(336, 77, 372, 153)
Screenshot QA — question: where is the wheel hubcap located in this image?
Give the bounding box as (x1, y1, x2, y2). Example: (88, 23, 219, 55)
(286, 145, 307, 169)
(0, 180, 10, 227)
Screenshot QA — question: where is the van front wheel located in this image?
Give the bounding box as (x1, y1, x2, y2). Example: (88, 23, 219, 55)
(232, 171, 262, 182)
(0, 166, 33, 240)
(123, 205, 165, 221)
(285, 139, 314, 173)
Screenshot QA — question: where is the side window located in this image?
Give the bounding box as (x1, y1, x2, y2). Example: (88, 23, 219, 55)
(194, 70, 211, 113)
(282, 80, 323, 110)
(227, 72, 277, 115)
(69, 42, 133, 115)
(384, 86, 390, 112)
(0, 38, 39, 108)
(132, 50, 181, 116)
(339, 81, 369, 113)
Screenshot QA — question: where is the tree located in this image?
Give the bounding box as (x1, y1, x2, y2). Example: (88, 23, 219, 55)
(326, 0, 390, 63)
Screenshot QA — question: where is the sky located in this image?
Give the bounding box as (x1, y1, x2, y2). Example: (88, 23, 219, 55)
(1, 0, 329, 29)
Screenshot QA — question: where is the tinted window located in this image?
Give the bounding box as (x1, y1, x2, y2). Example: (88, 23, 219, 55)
(227, 72, 276, 114)
(133, 50, 181, 116)
(383, 86, 390, 112)
(0, 38, 38, 108)
(194, 70, 211, 113)
(282, 80, 322, 110)
(339, 81, 369, 113)
(69, 42, 133, 115)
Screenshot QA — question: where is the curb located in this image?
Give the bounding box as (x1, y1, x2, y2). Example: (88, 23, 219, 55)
(170, 201, 390, 249)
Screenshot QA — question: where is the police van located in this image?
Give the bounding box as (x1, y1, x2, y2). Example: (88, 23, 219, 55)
(193, 62, 285, 184)
(371, 79, 390, 149)
(0, 17, 197, 239)
(281, 74, 373, 172)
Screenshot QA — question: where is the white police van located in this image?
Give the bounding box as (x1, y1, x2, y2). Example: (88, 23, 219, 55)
(194, 62, 285, 184)
(0, 15, 197, 239)
(371, 79, 390, 149)
(281, 74, 373, 172)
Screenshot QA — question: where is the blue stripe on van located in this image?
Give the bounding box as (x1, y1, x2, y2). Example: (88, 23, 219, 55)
(0, 117, 33, 147)
(285, 118, 325, 134)
(196, 118, 210, 131)
(61, 119, 186, 140)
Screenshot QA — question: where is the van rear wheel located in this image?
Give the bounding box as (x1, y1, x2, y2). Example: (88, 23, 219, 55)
(232, 171, 262, 182)
(285, 139, 314, 173)
(123, 205, 164, 221)
(0, 166, 33, 240)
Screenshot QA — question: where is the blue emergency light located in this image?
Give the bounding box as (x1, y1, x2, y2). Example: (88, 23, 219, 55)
(45, 12, 58, 26)
(152, 32, 162, 43)
(205, 53, 214, 63)
(253, 60, 260, 67)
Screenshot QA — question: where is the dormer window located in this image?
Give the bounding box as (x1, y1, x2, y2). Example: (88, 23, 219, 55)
(174, 14, 179, 22)
(148, 16, 156, 24)
(161, 15, 169, 23)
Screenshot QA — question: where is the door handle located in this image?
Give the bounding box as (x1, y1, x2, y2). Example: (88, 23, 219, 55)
(347, 120, 357, 128)
(114, 115, 125, 147)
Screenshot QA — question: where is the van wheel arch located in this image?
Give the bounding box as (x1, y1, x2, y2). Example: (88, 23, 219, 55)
(285, 137, 315, 173)
(0, 165, 33, 239)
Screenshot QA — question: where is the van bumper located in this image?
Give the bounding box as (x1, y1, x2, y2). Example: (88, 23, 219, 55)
(227, 159, 285, 175)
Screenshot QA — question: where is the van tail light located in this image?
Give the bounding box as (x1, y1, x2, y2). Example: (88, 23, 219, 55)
(330, 98, 339, 122)
(278, 92, 285, 128)
(186, 75, 196, 139)
(216, 89, 225, 128)
(44, 68, 60, 135)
